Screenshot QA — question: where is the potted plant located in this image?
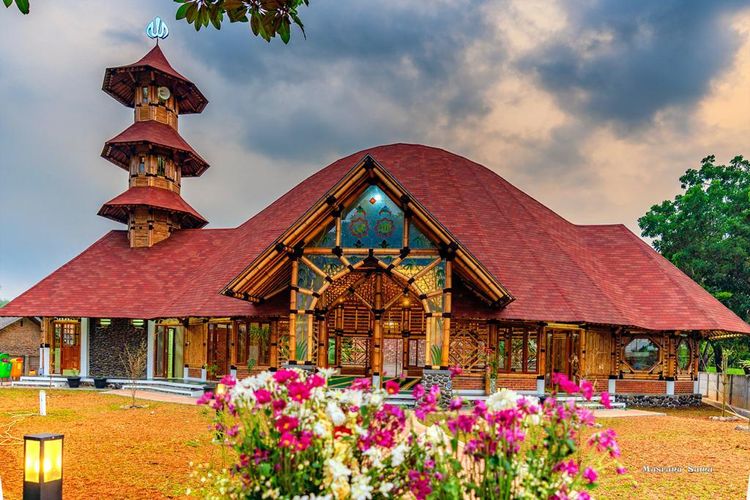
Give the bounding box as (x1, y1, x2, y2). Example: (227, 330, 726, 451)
(66, 369, 81, 388)
(740, 359, 750, 375)
(93, 375, 108, 389)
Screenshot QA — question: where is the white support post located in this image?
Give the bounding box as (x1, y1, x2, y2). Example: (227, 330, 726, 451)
(693, 378, 699, 394)
(201, 366, 207, 381)
(79, 318, 90, 377)
(183, 365, 190, 379)
(666, 379, 675, 395)
(536, 376, 545, 395)
(146, 320, 156, 379)
(608, 378, 616, 394)
(40, 345, 50, 377)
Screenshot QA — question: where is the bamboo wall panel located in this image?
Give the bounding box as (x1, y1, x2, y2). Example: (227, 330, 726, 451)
(583, 328, 612, 377)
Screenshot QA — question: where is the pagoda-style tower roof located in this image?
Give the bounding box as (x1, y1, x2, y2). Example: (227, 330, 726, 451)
(101, 120, 209, 177)
(98, 186, 207, 229)
(102, 45, 208, 114)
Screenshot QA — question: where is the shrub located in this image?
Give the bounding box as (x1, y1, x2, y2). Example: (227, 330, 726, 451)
(193, 370, 625, 499)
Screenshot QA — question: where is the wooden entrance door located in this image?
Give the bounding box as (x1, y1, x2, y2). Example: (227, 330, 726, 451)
(154, 325, 177, 379)
(207, 323, 231, 378)
(382, 338, 404, 378)
(548, 330, 572, 380)
(53, 321, 80, 374)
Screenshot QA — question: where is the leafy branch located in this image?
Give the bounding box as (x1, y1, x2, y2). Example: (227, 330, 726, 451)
(174, 0, 309, 43)
(3, 0, 29, 15)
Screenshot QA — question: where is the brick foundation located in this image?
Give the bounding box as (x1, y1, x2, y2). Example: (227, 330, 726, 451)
(614, 379, 666, 394)
(90, 319, 147, 377)
(675, 380, 695, 394)
(495, 377, 537, 391)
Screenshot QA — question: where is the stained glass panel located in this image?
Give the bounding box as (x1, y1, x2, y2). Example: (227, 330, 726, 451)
(298, 262, 325, 292)
(409, 222, 436, 249)
(510, 337, 524, 372)
(309, 255, 346, 277)
(341, 186, 404, 249)
(310, 223, 336, 248)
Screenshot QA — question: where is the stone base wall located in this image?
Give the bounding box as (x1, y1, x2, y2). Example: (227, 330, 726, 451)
(90, 319, 147, 378)
(616, 393, 702, 408)
(423, 369, 452, 408)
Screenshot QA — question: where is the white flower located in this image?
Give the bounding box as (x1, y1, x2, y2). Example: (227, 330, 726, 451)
(319, 367, 337, 379)
(425, 424, 448, 446)
(341, 389, 363, 407)
(368, 392, 384, 407)
(350, 475, 373, 500)
(313, 421, 328, 438)
(326, 401, 346, 426)
(486, 388, 520, 411)
(326, 458, 351, 480)
(363, 446, 383, 467)
(391, 443, 407, 466)
(378, 482, 394, 495)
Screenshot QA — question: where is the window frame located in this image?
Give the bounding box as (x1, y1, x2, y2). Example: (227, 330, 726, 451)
(235, 320, 271, 368)
(622, 336, 661, 372)
(495, 325, 540, 374)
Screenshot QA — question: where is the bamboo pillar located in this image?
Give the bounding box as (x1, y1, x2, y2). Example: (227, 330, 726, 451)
(372, 272, 384, 384)
(289, 259, 299, 363)
(440, 260, 452, 367)
(270, 320, 279, 368)
(317, 314, 329, 368)
(306, 314, 314, 363)
(425, 317, 432, 367)
(578, 328, 586, 377)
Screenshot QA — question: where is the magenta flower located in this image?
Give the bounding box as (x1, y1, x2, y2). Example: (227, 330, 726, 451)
(616, 466, 627, 475)
(449, 365, 463, 377)
(583, 466, 598, 483)
(601, 391, 612, 409)
(449, 397, 463, 411)
(278, 431, 296, 448)
(385, 379, 400, 395)
(412, 384, 425, 400)
(273, 369, 298, 384)
(287, 381, 311, 402)
(272, 398, 286, 412)
(553, 459, 578, 476)
(580, 379, 594, 400)
(275, 415, 299, 432)
(350, 378, 372, 391)
(308, 374, 326, 388)
(254, 388, 272, 404)
(552, 372, 580, 394)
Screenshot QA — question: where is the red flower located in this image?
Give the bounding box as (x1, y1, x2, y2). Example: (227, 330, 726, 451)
(600, 391, 612, 409)
(278, 432, 296, 448)
(254, 388, 272, 404)
(273, 369, 298, 384)
(287, 381, 311, 402)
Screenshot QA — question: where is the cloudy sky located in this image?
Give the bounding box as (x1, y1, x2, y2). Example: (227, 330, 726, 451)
(1, 0, 749, 300)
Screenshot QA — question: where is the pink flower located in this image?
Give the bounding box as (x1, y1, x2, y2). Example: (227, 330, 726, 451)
(350, 378, 372, 391)
(580, 380, 594, 400)
(449, 397, 463, 411)
(552, 372, 580, 394)
(272, 399, 286, 412)
(297, 430, 313, 451)
(273, 369, 298, 384)
(276, 415, 299, 432)
(308, 374, 326, 388)
(385, 379, 400, 395)
(616, 466, 627, 475)
(412, 384, 425, 400)
(227, 424, 239, 437)
(601, 391, 612, 409)
(578, 493, 591, 500)
(254, 388, 272, 405)
(287, 381, 311, 402)
(449, 365, 463, 377)
(553, 459, 578, 476)
(278, 432, 296, 448)
(583, 466, 598, 484)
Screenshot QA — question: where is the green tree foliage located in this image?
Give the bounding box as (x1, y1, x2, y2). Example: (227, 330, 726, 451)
(5, 0, 310, 44)
(175, 0, 309, 43)
(3, 0, 29, 14)
(0, 299, 8, 308)
(639, 155, 750, 369)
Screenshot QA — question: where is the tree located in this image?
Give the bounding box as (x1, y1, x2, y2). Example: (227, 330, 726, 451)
(4, 0, 310, 44)
(120, 339, 148, 408)
(0, 299, 8, 308)
(639, 155, 750, 369)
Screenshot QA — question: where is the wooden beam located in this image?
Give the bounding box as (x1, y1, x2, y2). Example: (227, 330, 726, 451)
(440, 260, 452, 367)
(288, 260, 299, 363)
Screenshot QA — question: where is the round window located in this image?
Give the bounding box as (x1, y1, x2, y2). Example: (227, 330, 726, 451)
(624, 338, 659, 371)
(677, 339, 690, 371)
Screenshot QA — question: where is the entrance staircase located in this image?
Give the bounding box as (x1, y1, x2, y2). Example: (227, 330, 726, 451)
(12, 376, 206, 398)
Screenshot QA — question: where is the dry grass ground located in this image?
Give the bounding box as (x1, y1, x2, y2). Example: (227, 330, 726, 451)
(0, 388, 219, 499)
(595, 406, 750, 499)
(0, 389, 748, 499)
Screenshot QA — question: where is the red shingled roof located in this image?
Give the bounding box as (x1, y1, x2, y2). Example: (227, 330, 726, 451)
(98, 186, 208, 229)
(102, 45, 208, 114)
(101, 120, 209, 177)
(4, 144, 749, 334)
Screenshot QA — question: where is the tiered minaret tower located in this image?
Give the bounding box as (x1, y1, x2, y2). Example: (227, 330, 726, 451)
(98, 27, 209, 248)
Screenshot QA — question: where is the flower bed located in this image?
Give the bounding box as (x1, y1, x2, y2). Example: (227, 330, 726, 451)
(195, 370, 625, 499)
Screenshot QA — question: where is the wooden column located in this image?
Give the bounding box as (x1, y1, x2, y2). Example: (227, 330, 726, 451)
(306, 314, 314, 363)
(269, 320, 279, 369)
(317, 313, 329, 368)
(578, 328, 587, 377)
(372, 272, 384, 383)
(425, 317, 433, 367)
(440, 260, 452, 367)
(288, 259, 299, 363)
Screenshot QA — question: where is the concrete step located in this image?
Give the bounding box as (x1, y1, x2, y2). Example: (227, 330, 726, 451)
(12, 380, 67, 388)
(120, 384, 203, 398)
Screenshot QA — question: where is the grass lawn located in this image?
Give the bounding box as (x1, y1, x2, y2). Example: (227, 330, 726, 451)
(1, 389, 748, 499)
(0, 388, 219, 499)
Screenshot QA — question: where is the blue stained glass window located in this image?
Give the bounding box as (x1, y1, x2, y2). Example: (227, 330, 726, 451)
(409, 222, 435, 249)
(341, 186, 404, 249)
(309, 255, 346, 278)
(296, 293, 314, 310)
(298, 262, 325, 292)
(311, 223, 336, 248)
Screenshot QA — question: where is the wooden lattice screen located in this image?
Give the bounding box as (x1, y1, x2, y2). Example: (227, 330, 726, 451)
(449, 320, 488, 376)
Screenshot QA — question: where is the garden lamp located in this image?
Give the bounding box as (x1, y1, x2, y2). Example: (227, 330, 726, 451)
(23, 433, 63, 500)
(215, 383, 227, 396)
